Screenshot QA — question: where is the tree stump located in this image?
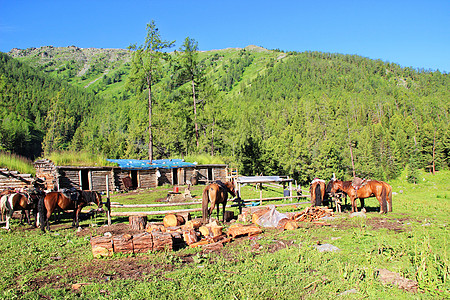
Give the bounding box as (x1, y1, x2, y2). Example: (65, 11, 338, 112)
(129, 216, 147, 231)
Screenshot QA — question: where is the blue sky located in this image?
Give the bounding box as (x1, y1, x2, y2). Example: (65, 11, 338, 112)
(1, 0, 449, 72)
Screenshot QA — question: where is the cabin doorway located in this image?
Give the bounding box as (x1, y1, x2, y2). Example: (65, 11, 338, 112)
(130, 170, 138, 188)
(80, 170, 90, 190)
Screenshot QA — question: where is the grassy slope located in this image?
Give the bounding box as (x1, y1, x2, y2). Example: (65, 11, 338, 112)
(0, 170, 448, 299)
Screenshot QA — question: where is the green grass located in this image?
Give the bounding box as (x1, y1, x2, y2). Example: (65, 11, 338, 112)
(0, 152, 36, 175)
(47, 150, 116, 167)
(0, 170, 448, 299)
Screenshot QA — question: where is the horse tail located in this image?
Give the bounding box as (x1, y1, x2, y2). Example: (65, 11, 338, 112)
(381, 184, 387, 214)
(387, 184, 393, 212)
(38, 195, 47, 231)
(315, 183, 322, 206)
(202, 186, 209, 223)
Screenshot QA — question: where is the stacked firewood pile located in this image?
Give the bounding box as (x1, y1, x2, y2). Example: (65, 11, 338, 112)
(90, 213, 234, 257)
(91, 206, 334, 257)
(288, 206, 334, 223)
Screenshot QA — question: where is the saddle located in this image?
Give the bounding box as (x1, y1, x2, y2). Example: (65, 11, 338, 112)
(61, 188, 80, 202)
(352, 177, 369, 191)
(214, 180, 230, 193)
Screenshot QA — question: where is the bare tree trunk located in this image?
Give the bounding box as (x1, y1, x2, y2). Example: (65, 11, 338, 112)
(148, 77, 153, 161)
(211, 121, 215, 156)
(347, 119, 355, 177)
(192, 79, 199, 149)
(432, 129, 436, 175)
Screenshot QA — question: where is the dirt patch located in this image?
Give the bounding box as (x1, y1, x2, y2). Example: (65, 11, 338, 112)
(76, 222, 142, 237)
(332, 216, 412, 233)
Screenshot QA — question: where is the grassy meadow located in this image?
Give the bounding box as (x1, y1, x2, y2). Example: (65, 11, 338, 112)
(0, 170, 448, 299)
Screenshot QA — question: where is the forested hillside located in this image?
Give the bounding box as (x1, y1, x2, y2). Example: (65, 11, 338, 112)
(2, 46, 449, 184)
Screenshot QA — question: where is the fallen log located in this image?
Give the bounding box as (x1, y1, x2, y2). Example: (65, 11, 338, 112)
(152, 231, 173, 251)
(90, 236, 113, 258)
(227, 223, 263, 238)
(132, 232, 153, 253)
(112, 234, 134, 254)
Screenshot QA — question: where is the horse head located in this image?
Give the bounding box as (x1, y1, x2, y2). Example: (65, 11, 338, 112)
(95, 192, 103, 208)
(224, 181, 236, 197)
(328, 179, 343, 195)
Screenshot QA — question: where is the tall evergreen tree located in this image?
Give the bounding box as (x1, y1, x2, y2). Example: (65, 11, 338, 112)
(127, 20, 175, 161)
(178, 37, 202, 149)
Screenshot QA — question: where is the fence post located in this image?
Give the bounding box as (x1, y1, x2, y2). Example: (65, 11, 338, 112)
(106, 175, 111, 226)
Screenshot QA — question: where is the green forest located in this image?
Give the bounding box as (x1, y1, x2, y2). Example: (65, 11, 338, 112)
(1, 39, 449, 185)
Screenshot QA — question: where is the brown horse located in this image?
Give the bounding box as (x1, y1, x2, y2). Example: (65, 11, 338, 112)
(310, 178, 326, 206)
(39, 190, 102, 232)
(202, 181, 236, 223)
(328, 179, 389, 213)
(1, 192, 40, 230)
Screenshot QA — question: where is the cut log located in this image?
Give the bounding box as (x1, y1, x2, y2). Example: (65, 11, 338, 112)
(177, 212, 191, 222)
(199, 225, 211, 237)
(163, 214, 185, 227)
(181, 219, 203, 230)
(146, 224, 165, 233)
(209, 224, 223, 237)
(284, 220, 299, 230)
(202, 241, 224, 252)
(227, 223, 263, 238)
(112, 234, 134, 254)
(90, 236, 113, 258)
(132, 232, 153, 253)
(151, 231, 173, 251)
(129, 216, 147, 231)
(189, 239, 210, 248)
(183, 229, 199, 245)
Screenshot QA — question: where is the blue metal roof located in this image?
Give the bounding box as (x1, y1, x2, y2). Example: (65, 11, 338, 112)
(106, 159, 197, 170)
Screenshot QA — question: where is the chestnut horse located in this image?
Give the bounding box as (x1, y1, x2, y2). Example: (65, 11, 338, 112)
(202, 181, 236, 223)
(328, 179, 389, 213)
(310, 178, 326, 206)
(39, 190, 102, 232)
(0, 191, 42, 230)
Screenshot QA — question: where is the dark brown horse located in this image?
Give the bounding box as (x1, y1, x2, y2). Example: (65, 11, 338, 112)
(1, 191, 42, 230)
(328, 179, 389, 213)
(310, 178, 326, 206)
(39, 190, 102, 232)
(202, 181, 236, 223)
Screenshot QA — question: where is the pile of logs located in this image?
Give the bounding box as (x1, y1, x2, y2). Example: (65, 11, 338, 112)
(91, 206, 334, 257)
(289, 206, 334, 223)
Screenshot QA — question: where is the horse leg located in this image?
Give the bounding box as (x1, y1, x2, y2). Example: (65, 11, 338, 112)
(222, 201, 227, 222)
(208, 201, 216, 223)
(360, 198, 366, 213)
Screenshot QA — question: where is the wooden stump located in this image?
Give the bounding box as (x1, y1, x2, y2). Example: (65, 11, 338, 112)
(90, 236, 113, 258)
(133, 232, 153, 253)
(129, 216, 147, 231)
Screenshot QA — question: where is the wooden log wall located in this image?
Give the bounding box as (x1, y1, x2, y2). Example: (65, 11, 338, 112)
(0, 169, 33, 190)
(91, 169, 114, 191)
(58, 169, 81, 190)
(138, 169, 157, 189)
(158, 169, 172, 186)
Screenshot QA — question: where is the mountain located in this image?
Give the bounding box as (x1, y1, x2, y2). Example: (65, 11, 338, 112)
(2, 46, 449, 183)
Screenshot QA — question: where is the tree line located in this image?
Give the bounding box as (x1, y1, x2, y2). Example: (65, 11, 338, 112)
(1, 23, 449, 184)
